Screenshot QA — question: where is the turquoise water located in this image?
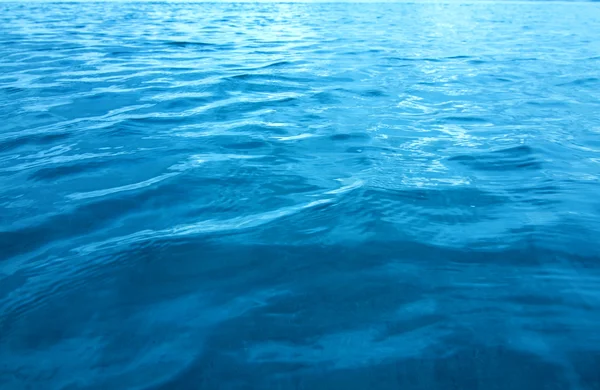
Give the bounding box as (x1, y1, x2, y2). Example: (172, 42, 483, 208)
(1, 1, 600, 389)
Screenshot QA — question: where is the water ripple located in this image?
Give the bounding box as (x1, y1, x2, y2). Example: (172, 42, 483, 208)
(1, 2, 600, 389)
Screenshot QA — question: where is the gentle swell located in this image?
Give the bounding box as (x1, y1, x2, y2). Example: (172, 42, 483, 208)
(1, 2, 600, 390)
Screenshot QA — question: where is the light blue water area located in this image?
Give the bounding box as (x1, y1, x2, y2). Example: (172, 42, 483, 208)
(1, 1, 600, 389)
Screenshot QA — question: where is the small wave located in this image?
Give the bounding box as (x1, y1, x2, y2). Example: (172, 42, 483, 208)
(28, 160, 119, 182)
(324, 179, 364, 195)
(557, 77, 599, 87)
(67, 172, 179, 201)
(329, 132, 371, 142)
(255, 60, 302, 69)
(272, 133, 316, 142)
(0, 131, 70, 153)
(75, 198, 334, 254)
(163, 41, 216, 48)
(448, 145, 543, 171)
(439, 116, 490, 124)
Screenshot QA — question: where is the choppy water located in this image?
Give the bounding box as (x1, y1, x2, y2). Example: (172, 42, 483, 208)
(1, 1, 600, 389)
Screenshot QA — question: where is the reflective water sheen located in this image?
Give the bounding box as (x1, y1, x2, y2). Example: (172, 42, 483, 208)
(1, 1, 600, 389)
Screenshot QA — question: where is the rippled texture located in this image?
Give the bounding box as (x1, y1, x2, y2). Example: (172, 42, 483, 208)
(1, 1, 600, 389)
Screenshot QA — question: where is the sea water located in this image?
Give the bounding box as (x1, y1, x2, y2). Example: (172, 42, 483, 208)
(1, 1, 600, 389)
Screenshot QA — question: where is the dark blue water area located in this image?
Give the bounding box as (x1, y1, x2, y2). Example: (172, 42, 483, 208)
(2, 1, 600, 389)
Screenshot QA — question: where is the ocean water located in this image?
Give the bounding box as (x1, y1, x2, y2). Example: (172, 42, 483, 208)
(1, 1, 600, 389)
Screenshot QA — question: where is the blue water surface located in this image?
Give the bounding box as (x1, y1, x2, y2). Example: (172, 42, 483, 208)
(1, 1, 600, 389)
